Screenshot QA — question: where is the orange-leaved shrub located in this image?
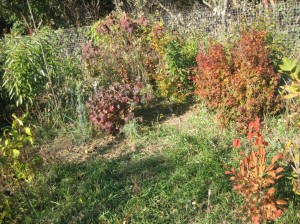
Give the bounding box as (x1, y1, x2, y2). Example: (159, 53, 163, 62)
(195, 30, 281, 129)
(195, 42, 232, 111)
(226, 117, 287, 223)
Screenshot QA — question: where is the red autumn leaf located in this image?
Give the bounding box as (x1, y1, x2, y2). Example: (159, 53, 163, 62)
(249, 121, 254, 131)
(254, 116, 260, 132)
(231, 167, 236, 173)
(233, 185, 242, 190)
(224, 171, 231, 175)
(266, 163, 275, 172)
(255, 135, 262, 146)
(264, 178, 275, 185)
(247, 131, 252, 140)
(233, 139, 241, 148)
(251, 215, 260, 224)
(275, 209, 282, 218)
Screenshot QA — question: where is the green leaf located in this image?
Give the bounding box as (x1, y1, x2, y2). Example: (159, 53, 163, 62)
(280, 57, 297, 72)
(12, 114, 23, 126)
(295, 64, 300, 78)
(24, 127, 32, 136)
(12, 149, 20, 158)
(24, 136, 33, 144)
(4, 139, 9, 146)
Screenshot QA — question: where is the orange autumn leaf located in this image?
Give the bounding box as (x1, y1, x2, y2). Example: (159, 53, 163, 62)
(276, 167, 284, 174)
(233, 139, 241, 148)
(271, 153, 284, 164)
(276, 200, 288, 205)
(267, 187, 276, 195)
(267, 170, 276, 178)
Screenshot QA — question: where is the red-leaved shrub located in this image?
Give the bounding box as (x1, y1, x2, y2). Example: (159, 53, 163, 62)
(195, 30, 281, 130)
(87, 82, 143, 135)
(195, 42, 232, 110)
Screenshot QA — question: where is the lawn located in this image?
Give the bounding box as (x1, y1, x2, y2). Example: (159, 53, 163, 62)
(7, 103, 299, 223)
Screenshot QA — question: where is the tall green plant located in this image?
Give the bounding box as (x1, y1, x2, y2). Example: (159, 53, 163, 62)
(2, 28, 81, 108)
(2, 35, 48, 107)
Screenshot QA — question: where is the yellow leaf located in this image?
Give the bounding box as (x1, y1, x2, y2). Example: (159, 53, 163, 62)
(12, 149, 20, 158)
(24, 127, 32, 136)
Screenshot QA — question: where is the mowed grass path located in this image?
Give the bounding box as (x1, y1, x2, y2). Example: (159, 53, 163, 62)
(18, 104, 300, 223)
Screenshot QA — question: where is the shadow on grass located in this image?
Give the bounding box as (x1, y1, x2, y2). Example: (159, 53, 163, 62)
(276, 165, 300, 205)
(23, 133, 231, 224)
(135, 96, 195, 126)
(28, 152, 174, 223)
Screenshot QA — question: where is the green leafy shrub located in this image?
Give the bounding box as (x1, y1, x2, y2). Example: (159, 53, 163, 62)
(0, 41, 14, 127)
(156, 37, 197, 103)
(2, 28, 81, 108)
(195, 30, 281, 130)
(285, 140, 300, 196)
(1, 28, 86, 142)
(87, 81, 144, 135)
(3, 33, 49, 107)
(0, 114, 34, 222)
(226, 118, 287, 223)
(279, 57, 300, 196)
(279, 57, 300, 100)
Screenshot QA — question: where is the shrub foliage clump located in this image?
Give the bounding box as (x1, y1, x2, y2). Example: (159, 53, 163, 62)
(83, 13, 160, 86)
(195, 30, 281, 129)
(226, 118, 287, 223)
(84, 13, 197, 103)
(87, 81, 143, 135)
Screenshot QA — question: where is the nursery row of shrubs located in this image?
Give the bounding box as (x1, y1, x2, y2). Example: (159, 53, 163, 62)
(0, 13, 298, 134)
(84, 13, 298, 134)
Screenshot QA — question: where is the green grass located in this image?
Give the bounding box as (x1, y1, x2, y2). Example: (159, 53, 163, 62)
(6, 103, 300, 223)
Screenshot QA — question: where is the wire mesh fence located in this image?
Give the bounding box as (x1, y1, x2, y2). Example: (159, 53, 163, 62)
(157, 2, 300, 44)
(57, 1, 299, 55)
(1, 2, 299, 56)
